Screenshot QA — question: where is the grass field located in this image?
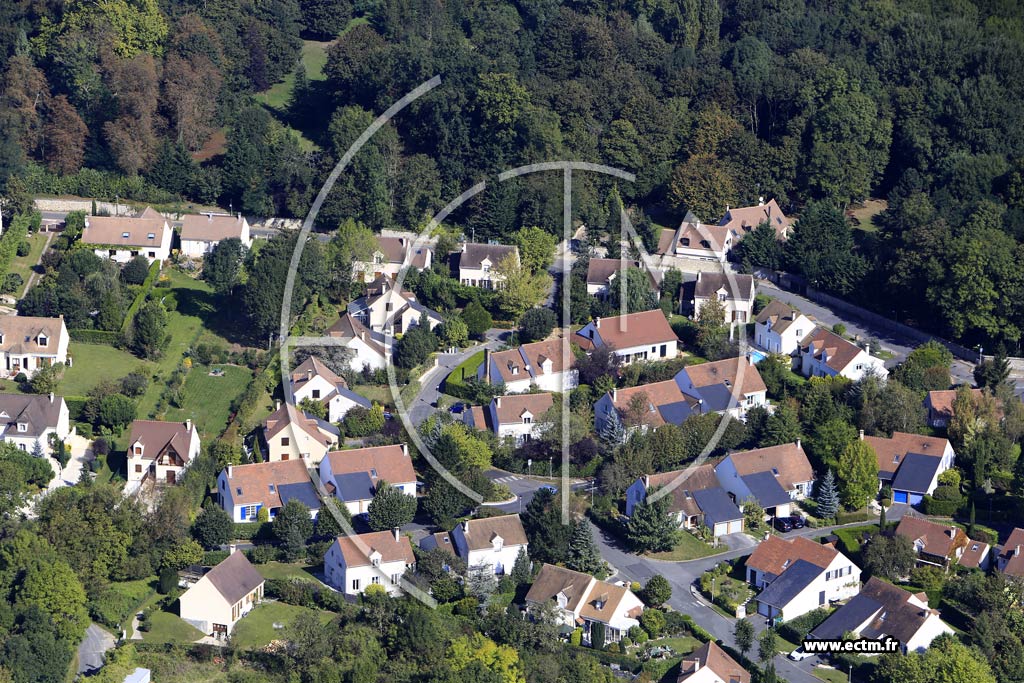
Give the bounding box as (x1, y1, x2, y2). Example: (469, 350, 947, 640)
(62, 343, 150, 397)
(141, 610, 204, 644)
(255, 561, 322, 582)
(813, 667, 848, 683)
(255, 40, 333, 110)
(849, 199, 887, 232)
(350, 383, 394, 406)
(646, 532, 724, 561)
(161, 364, 252, 439)
(7, 232, 49, 297)
(231, 602, 335, 650)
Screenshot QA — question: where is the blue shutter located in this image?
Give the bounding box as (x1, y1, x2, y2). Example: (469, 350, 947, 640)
(240, 506, 247, 520)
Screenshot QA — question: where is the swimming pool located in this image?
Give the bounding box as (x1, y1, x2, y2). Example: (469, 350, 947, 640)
(748, 349, 768, 364)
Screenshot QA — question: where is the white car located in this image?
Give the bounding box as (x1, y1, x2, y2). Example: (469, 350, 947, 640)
(788, 646, 814, 661)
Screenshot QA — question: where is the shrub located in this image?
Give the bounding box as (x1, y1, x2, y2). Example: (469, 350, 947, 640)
(570, 627, 582, 647)
(922, 495, 962, 516)
(16, 241, 30, 257)
(158, 567, 179, 594)
(937, 469, 961, 488)
(248, 544, 278, 564)
(1, 273, 23, 294)
(932, 485, 963, 502)
(639, 609, 666, 638)
(777, 608, 832, 644)
(202, 550, 230, 566)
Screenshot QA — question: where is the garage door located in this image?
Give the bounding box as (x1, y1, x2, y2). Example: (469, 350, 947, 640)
(894, 491, 908, 504)
(727, 519, 743, 534)
(715, 523, 729, 537)
(909, 493, 924, 505)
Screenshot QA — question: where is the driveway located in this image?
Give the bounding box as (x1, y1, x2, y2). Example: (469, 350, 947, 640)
(78, 623, 116, 674)
(406, 329, 505, 426)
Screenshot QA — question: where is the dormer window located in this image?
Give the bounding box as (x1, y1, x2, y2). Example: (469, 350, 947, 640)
(771, 468, 780, 476)
(523, 416, 532, 424)
(372, 557, 380, 567)
(681, 238, 690, 246)
(483, 264, 491, 273)
(370, 468, 378, 478)
(121, 232, 130, 239)
(269, 484, 275, 493)
(700, 240, 711, 249)
(312, 389, 320, 399)
(16, 423, 26, 433)
(147, 232, 155, 240)
(893, 455, 900, 464)
(38, 334, 47, 347)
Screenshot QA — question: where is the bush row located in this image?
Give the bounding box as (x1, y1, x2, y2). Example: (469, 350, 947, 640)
(265, 578, 351, 614)
(121, 261, 162, 333)
(0, 214, 30, 283)
(233, 522, 274, 541)
(24, 163, 176, 204)
(69, 329, 122, 345)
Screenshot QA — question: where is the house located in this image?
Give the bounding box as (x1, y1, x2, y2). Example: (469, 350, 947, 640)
(126, 419, 201, 485)
(325, 529, 416, 596)
(319, 444, 417, 516)
(457, 242, 519, 288)
(261, 401, 340, 464)
(862, 432, 955, 503)
(479, 339, 579, 394)
(347, 274, 443, 335)
(324, 313, 389, 372)
(690, 272, 755, 324)
(217, 460, 320, 522)
(625, 465, 744, 538)
(450, 514, 528, 574)
(0, 315, 70, 379)
(674, 356, 768, 420)
(924, 388, 996, 429)
(594, 380, 701, 436)
(745, 536, 860, 622)
(353, 236, 432, 282)
(996, 528, 1024, 577)
(290, 356, 371, 422)
(0, 392, 70, 455)
(525, 563, 645, 645)
(754, 300, 815, 356)
(810, 577, 954, 654)
(80, 207, 172, 263)
(718, 198, 793, 241)
(656, 221, 735, 262)
(799, 327, 888, 381)
(574, 310, 679, 365)
(179, 550, 264, 637)
(677, 641, 752, 683)
(179, 213, 252, 257)
(715, 442, 815, 503)
(419, 531, 459, 560)
(586, 258, 658, 300)
(894, 516, 979, 569)
(487, 393, 554, 445)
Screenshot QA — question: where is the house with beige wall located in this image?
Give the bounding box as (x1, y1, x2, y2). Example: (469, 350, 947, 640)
(179, 551, 265, 638)
(260, 401, 339, 464)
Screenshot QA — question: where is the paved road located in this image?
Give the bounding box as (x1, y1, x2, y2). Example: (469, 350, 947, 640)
(406, 329, 506, 425)
(78, 623, 116, 674)
(760, 282, 976, 385)
(590, 505, 908, 683)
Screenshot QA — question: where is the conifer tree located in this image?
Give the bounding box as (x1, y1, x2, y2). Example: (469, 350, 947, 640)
(511, 546, 532, 586)
(625, 489, 682, 552)
(566, 521, 604, 575)
(816, 469, 840, 520)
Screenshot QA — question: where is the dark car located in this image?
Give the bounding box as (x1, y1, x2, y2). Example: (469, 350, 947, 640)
(450, 402, 465, 415)
(773, 516, 794, 532)
(789, 514, 806, 529)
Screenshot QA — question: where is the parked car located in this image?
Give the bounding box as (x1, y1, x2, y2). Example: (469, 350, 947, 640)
(450, 402, 465, 414)
(789, 514, 806, 529)
(773, 516, 794, 532)
(539, 485, 558, 494)
(788, 646, 814, 661)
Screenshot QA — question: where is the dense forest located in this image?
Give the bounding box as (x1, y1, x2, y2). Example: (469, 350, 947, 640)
(1, 0, 1024, 348)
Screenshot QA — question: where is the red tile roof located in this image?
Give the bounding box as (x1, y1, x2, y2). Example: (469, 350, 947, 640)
(491, 393, 555, 425)
(575, 310, 678, 351)
(678, 641, 751, 683)
(223, 459, 312, 507)
(801, 327, 864, 374)
(863, 432, 950, 478)
(1000, 528, 1024, 577)
(895, 516, 968, 561)
(726, 442, 814, 492)
(683, 357, 767, 396)
(334, 531, 414, 568)
(746, 536, 838, 576)
(325, 444, 415, 485)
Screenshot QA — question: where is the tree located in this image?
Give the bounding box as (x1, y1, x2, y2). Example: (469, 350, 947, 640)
(975, 347, 1011, 390)
(640, 575, 671, 608)
(863, 533, 915, 581)
(837, 440, 879, 509)
(463, 300, 493, 339)
(273, 499, 314, 561)
(742, 496, 765, 531)
(762, 404, 802, 447)
(394, 320, 439, 369)
(204, 238, 245, 295)
(668, 153, 737, 221)
(511, 546, 532, 586)
(422, 478, 473, 527)
(625, 488, 682, 553)
(512, 227, 557, 273)
(448, 633, 524, 683)
(758, 628, 777, 664)
(300, 0, 353, 39)
(733, 222, 783, 272)
(28, 362, 64, 395)
(438, 316, 469, 349)
(160, 538, 203, 571)
(18, 559, 89, 641)
(875, 634, 995, 683)
(298, 397, 327, 420)
(98, 394, 136, 429)
(784, 202, 867, 295)
(42, 95, 87, 174)
(816, 470, 840, 520)
(465, 565, 499, 602)
(565, 521, 604, 575)
(892, 341, 953, 392)
(367, 481, 417, 531)
(131, 300, 169, 359)
(695, 296, 729, 359)
(521, 488, 572, 564)
(735, 619, 755, 659)
(121, 255, 151, 285)
(192, 506, 233, 550)
(519, 308, 556, 343)
(494, 255, 552, 320)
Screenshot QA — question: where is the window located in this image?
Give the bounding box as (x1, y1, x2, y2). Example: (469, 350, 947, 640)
(312, 389, 320, 399)
(385, 303, 393, 312)
(795, 329, 802, 337)
(746, 395, 753, 405)
(893, 455, 900, 464)
(38, 335, 47, 347)
(17, 444, 25, 451)
(371, 576, 380, 584)
(244, 504, 259, 519)
(352, 579, 360, 591)
(147, 232, 155, 239)
(483, 264, 491, 273)
(371, 557, 380, 567)
(523, 416, 532, 424)
(719, 293, 727, 302)
(391, 573, 401, 585)
(121, 232, 130, 239)
(281, 437, 290, 446)
(109, 249, 117, 256)
(148, 252, 155, 258)
(855, 363, 863, 371)
(130, 251, 139, 257)
(135, 464, 143, 473)
(16, 423, 26, 433)
(370, 468, 378, 478)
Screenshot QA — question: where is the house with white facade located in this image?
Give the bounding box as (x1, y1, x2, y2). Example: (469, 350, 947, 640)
(689, 272, 755, 324)
(260, 401, 339, 464)
(674, 356, 768, 420)
(325, 529, 415, 596)
(486, 393, 554, 445)
(718, 198, 793, 241)
(290, 356, 371, 422)
(677, 641, 752, 683)
(997, 528, 1024, 578)
(0, 315, 69, 379)
(80, 207, 172, 263)
(0, 393, 70, 455)
(894, 516, 985, 570)
(217, 460, 320, 522)
(126, 419, 201, 485)
(715, 441, 816, 511)
(810, 577, 954, 654)
(457, 242, 519, 288)
(347, 274, 443, 335)
(656, 220, 736, 262)
(574, 310, 679, 365)
(479, 339, 578, 394)
(799, 327, 888, 381)
(525, 564, 645, 646)
(179, 550, 265, 637)
(319, 444, 417, 516)
(625, 465, 744, 539)
(450, 514, 528, 575)
(324, 313, 389, 373)
(352, 236, 432, 283)
(745, 536, 861, 622)
(179, 213, 252, 257)
(585, 259, 658, 300)
(754, 299, 814, 356)
(862, 432, 955, 504)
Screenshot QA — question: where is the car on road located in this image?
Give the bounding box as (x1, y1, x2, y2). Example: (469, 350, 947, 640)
(789, 514, 806, 529)
(788, 646, 814, 661)
(538, 485, 558, 494)
(773, 516, 794, 532)
(450, 402, 465, 414)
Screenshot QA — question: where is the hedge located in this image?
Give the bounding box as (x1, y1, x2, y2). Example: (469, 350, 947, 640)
(921, 495, 962, 516)
(0, 214, 30, 282)
(65, 396, 88, 421)
(836, 509, 875, 525)
(23, 163, 176, 204)
(121, 261, 162, 333)
(202, 550, 230, 566)
(777, 607, 832, 644)
(233, 522, 274, 541)
(69, 329, 122, 345)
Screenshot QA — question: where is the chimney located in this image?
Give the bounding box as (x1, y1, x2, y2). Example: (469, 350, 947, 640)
(307, 368, 313, 381)
(747, 352, 754, 366)
(275, 400, 281, 411)
(859, 430, 864, 441)
(611, 388, 618, 402)
(495, 397, 502, 409)
(796, 438, 801, 450)
(393, 527, 401, 542)
(461, 243, 467, 253)
(644, 474, 650, 489)
(229, 544, 237, 555)
(402, 443, 409, 457)
(758, 196, 765, 206)
(227, 465, 233, 478)
(484, 348, 491, 383)
(595, 317, 601, 329)
(48, 392, 54, 404)
(725, 205, 729, 213)
(361, 330, 366, 341)
(462, 520, 470, 533)
(1016, 545, 1020, 557)
(186, 418, 193, 432)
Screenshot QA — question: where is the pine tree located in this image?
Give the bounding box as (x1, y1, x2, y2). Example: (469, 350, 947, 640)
(31, 439, 44, 459)
(566, 521, 604, 575)
(511, 546, 532, 586)
(968, 500, 976, 537)
(466, 565, 498, 601)
(816, 469, 840, 520)
(599, 415, 626, 446)
(625, 489, 682, 553)
(879, 502, 887, 532)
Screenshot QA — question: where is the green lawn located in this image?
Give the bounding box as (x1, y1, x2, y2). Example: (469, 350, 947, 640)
(814, 666, 848, 683)
(350, 383, 394, 407)
(255, 561, 322, 582)
(646, 532, 723, 561)
(231, 601, 335, 650)
(255, 40, 333, 110)
(161, 364, 253, 439)
(141, 610, 205, 644)
(648, 636, 701, 654)
(105, 577, 158, 634)
(63, 343, 150, 397)
(8, 232, 49, 297)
